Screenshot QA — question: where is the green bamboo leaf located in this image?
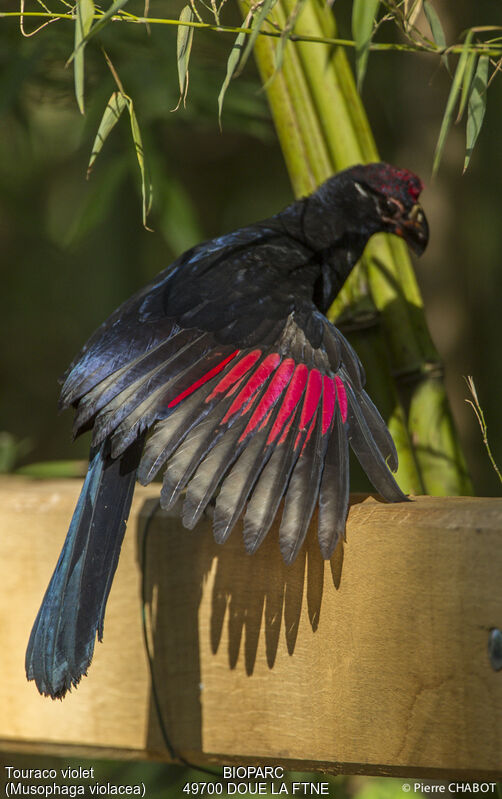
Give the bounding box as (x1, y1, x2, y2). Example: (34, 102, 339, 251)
(68, 0, 130, 65)
(274, 31, 288, 76)
(92, 55, 152, 228)
(237, 0, 278, 77)
(218, 28, 247, 127)
(125, 97, 153, 229)
(464, 55, 489, 173)
(432, 30, 473, 176)
(74, 0, 95, 114)
(87, 91, 127, 175)
(352, 0, 380, 90)
(173, 5, 195, 111)
(274, 0, 308, 75)
(423, 0, 449, 71)
(456, 51, 476, 122)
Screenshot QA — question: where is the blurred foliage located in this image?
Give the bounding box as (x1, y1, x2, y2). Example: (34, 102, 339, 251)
(15, 458, 88, 477)
(0, 431, 32, 473)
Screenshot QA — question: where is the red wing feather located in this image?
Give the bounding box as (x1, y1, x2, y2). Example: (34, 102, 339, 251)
(70, 311, 403, 564)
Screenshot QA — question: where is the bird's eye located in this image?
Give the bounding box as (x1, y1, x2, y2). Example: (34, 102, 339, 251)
(381, 197, 403, 217)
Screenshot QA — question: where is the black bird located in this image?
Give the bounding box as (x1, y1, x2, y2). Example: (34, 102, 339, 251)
(26, 162, 428, 699)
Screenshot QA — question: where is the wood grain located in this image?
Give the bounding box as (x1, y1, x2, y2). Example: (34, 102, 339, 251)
(0, 477, 501, 778)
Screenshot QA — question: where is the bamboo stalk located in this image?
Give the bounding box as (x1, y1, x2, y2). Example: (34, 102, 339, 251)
(242, 0, 472, 496)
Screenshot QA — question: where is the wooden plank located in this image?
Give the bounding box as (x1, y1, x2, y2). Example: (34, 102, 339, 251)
(0, 476, 501, 778)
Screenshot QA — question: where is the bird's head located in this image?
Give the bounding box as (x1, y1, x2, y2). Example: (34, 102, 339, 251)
(333, 162, 429, 256)
(283, 162, 429, 311)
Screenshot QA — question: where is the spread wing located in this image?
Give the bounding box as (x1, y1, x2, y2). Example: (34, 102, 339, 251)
(27, 228, 407, 699)
(61, 228, 405, 565)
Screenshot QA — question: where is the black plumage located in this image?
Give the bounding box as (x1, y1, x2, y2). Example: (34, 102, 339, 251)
(26, 162, 428, 698)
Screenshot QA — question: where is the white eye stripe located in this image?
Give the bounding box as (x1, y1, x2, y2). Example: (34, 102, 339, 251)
(386, 197, 404, 214)
(354, 181, 368, 198)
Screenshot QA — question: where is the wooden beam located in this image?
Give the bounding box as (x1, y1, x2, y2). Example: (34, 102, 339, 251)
(1, 476, 501, 778)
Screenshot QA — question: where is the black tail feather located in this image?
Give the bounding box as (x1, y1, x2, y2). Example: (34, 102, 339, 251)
(25, 437, 143, 698)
